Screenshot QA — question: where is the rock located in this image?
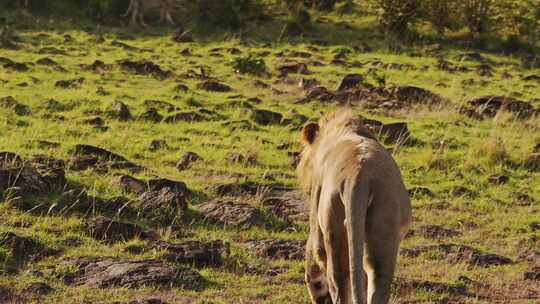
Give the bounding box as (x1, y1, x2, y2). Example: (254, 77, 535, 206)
(0, 232, 56, 268)
(277, 62, 309, 76)
(22, 282, 53, 297)
(387, 86, 443, 106)
(73, 144, 138, 169)
(176, 152, 202, 170)
(198, 199, 263, 229)
(467, 96, 534, 119)
(524, 153, 540, 171)
(152, 240, 228, 266)
(487, 174, 509, 185)
(226, 152, 257, 165)
(197, 80, 232, 92)
(458, 52, 486, 62)
(523, 74, 540, 82)
(0, 151, 23, 166)
(0, 166, 51, 195)
(263, 190, 308, 222)
(164, 112, 206, 123)
(55, 78, 84, 89)
(250, 109, 282, 125)
(36, 57, 58, 66)
(336, 73, 363, 91)
(81, 60, 111, 72)
(244, 239, 305, 260)
(138, 187, 188, 216)
(476, 64, 493, 77)
(69, 155, 98, 171)
(298, 78, 319, 90)
(85, 216, 153, 243)
(139, 108, 163, 123)
(302, 86, 335, 103)
(118, 60, 172, 80)
(281, 110, 308, 128)
(149, 140, 167, 151)
(113, 175, 147, 194)
(171, 28, 193, 43)
(419, 225, 461, 239)
(4, 61, 29, 72)
(401, 243, 513, 267)
(378, 122, 410, 145)
(106, 101, 132, 121)
(60, 258, 203, 289)
(524, 266, 540, 281)
(143, 100, 178, 113)
(394, 278, 468, 297)
(451, 186, 474, 197)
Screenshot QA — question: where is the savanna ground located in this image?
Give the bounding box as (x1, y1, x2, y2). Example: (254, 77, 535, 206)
(0, 3, 539, 304)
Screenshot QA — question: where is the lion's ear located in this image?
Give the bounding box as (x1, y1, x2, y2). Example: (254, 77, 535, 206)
(302, 122, 319, 145)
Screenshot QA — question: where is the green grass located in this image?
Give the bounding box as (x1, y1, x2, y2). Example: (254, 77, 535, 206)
(0, 5, 539, 304)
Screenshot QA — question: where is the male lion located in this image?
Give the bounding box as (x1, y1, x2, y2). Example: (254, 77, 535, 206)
(298, 110, 411, 304)
(123, 0, 176, 27)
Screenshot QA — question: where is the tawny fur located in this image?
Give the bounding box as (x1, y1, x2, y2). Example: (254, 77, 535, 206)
(298, 109, 411, 304)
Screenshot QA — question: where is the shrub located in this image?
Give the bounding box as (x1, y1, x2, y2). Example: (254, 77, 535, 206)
(374, 0, 421, 34)
(196, 0, 262, 30)
(232, 55, 266, 75)
(461, 0, 493, 34)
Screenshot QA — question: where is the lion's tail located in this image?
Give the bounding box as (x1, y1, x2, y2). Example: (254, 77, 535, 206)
(344, 171, 370, 304)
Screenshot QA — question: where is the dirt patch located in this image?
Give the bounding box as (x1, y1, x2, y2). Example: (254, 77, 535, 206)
(60, 258, 204, 289)
(244, 239, 305, 260)
(394, 277, 469, 297)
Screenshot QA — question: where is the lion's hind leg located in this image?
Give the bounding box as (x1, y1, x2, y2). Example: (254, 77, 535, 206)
(364, 198, 401, 304)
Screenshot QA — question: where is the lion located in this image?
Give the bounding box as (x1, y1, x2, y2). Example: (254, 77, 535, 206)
(298, 109, 411, 304)
(123, 0, 177, 27)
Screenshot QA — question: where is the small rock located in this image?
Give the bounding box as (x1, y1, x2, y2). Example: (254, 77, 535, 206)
(244, 239, 306, 260)
(487, 174, 509, 185)
(419, 225, 461, 239)
(60, 258, 203, 289)
(277, 62, 309, 76)
(55, 78, 84, 89)
(164, 111, 206, 123)
(336, 73, 363, 91)
(113, 175, 146, 194)
(197, 80, 232, 92)
(118, 60, 172, 80)
(198, 199, 263, 229)
(524, 153, 540, 171)
(139, 108, 163, 123)
(176, 152, 202, 170)
(85, 216, 153, 243)
(152, 240, 228, 266)
(0, 232, 56, 267)
(250, 109, 282, 125)
(149, 140, 167, 151)
(22, 282, 53, 297)
(106, 101, 132, 121)
(263, 190, 308, 222)
(226, 152, 257, 165)
(69, 155, 98, 171)
(138, 187, 188, 215)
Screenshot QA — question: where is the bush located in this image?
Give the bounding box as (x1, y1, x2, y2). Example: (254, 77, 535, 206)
(374, 0, 421, 34)
(231, 55, 266, 75)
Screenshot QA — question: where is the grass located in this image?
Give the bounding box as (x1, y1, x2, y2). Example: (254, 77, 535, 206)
(0, 4, 539, 304)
